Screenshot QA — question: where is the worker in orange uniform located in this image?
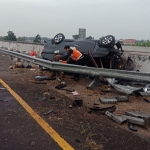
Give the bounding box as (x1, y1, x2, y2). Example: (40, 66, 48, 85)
(60, 45, 85, 81)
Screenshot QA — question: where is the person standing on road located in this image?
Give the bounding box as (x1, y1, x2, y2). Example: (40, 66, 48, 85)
(60, 45, 85, 81)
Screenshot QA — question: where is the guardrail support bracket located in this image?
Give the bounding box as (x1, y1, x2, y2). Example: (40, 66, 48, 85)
(87, 76, 101, 89)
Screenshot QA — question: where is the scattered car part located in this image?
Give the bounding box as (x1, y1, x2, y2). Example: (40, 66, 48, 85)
(26, 79, 47, 84)
(72, 100, 83, 107)
(59, 89, 74, 92)
(100, 97, 118, 104)
(115, 95, 129, 102)
(105, 111, 127, 124)
(143, 98, 150, 103)
(125, 111, 150, 128)
(128, 123, 138, 132)
(72, 90, 79, 96)
(35, 76, 56, 81)
(89, 105, 116, 114)
(93, 103, 100, 105)
(75, 139, 80, 143)
(38, 97, 46, 101)
(125, 111, 150, 119)
(31, 141, 36, 146)
(55, 83, 67, 89)
(122, 115, 145, 127)
(106, 78, 150, 95)
(44, 110, 55, 116)
(101, 88, 111, 92)
(0, 99, 8, 102)
(22, 61, 31, 68)
(143, 84, 150, 92)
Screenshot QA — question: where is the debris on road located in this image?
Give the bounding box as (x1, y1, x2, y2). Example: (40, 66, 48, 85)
(31, 141, 36, 146)
(59, 88, 74, 92)
(101, 88, 112, 92)
(69, 104, 73, 108)
(100, 97, 118, 104)
(26, 79, 47, 84)
(55, 82, 67, 89)
(105, 110, 150, 129)
(128, 123, 138, 132)
(100, 95, 129, 104)
(125, 111, 150, 128)
(44, 110, 56, 116)
(9, 65, 14, 69)
(122, 115, 145, 127)
(89, 105, 116, 114)
(22, 61, 31, 68)
(0, 99, 8, 102)
(125, 111, 150, 119)
(72, 100, 83, 107)
(72, 90, 79, 96)
(35, 76, 50, 81)
(106, 78, 150, 96)
(143, 98, 150, 103)
(75, 139, 81, 143)
(37, 97, 46, 101)
(105, 111, 127, 124)
(43, 90, 55, 100)
(115, 95, 129, 102)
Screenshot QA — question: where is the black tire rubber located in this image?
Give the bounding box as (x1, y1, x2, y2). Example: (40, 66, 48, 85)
(100, 35, 115, 48)
(53, 33, 65, 44)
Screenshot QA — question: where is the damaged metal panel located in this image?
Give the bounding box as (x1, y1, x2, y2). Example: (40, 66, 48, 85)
(122, 115, 145, 126)
(106, 78, 150, 95)
(125, 111, 150, 128)
(105, 111, 127, 124)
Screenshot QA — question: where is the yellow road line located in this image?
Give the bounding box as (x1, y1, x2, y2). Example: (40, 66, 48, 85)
(0, 78, 74, 150)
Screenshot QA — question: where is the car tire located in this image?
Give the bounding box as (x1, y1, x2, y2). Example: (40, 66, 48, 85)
(100, 35, 115, 48)
(53, 33, 65, 44)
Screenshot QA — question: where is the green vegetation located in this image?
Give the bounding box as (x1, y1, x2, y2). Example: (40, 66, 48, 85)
(0, 31, 50, 42)
(86, 36, 94, 40)
(17, 36, 26, 41)
(4, 31, 17, 41)
(33, 34, 41, 43)
(135, 40, 150, 47)
(72, 34, 79, 39)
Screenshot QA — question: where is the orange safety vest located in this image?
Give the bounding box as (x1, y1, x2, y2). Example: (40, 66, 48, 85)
(71, 49, 82, 61)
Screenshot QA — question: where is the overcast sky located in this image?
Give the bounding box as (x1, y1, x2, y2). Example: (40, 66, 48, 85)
(0, 0, 150, 40)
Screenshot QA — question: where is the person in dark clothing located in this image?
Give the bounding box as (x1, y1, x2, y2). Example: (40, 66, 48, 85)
(60, 45, 85, 81)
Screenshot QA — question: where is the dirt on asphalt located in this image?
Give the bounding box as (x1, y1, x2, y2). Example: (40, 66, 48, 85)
(0, 52, 150, 150)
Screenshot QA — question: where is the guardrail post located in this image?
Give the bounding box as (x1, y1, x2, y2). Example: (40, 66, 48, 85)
(87, 76, 101, 89)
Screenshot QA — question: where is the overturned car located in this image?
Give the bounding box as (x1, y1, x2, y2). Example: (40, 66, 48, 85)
(41, 33, 124, 69)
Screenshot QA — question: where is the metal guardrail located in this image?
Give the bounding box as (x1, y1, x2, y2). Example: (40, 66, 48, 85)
(1, 48, 150, 83)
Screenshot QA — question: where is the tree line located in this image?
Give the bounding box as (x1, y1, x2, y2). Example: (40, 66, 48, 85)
(0, 31, 49, 43)
(135, 40, 150, 47)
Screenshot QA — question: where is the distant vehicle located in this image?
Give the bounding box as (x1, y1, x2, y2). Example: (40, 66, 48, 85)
(41, 33, 123, 69)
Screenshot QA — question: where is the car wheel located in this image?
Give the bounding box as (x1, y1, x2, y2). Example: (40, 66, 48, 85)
(100, 35, 115, 47)
(53, 33, 65, 44)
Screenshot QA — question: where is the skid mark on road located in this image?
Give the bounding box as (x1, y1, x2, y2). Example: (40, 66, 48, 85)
(0, 78, 74, 150)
